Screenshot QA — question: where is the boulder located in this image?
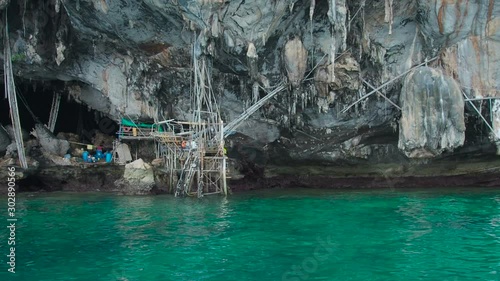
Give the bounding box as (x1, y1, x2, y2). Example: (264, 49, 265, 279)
(0, 0, 10, 10)
(5, 125, 30, 141)
(92, 131, 115, 150)
(56, 132, 80, 142)
(114, 159, 155, 195)
(398, 67, 465, 158)
(0, 125, 10, 153)
(34, 123, 70, 156)
(41, 150, 72, 166)
(151, 158, 164, 167)
(5, 143, 17, 157)
(283, 37, 308, 88)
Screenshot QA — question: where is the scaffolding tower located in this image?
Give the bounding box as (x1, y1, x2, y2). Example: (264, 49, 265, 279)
(150, 52, 227, 197)
(152, 119, 226, 197)
(112, 33, 286, 197)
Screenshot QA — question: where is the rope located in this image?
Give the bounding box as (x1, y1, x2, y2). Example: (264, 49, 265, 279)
(15, 85, 39, 122)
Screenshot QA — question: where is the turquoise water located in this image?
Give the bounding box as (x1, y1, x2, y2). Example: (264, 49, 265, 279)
(1, 188, 500, 281)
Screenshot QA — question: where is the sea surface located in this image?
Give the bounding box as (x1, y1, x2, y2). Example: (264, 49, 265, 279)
(1, 187, 500, 281)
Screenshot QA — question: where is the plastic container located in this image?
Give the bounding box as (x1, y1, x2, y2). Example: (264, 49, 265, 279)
(105, 152, 113, 163)
(82, 151, 89, 161)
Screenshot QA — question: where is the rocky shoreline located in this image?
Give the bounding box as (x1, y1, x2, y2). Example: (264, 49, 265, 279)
(2, 151, 499, 195)
(1, 1, 499, 195)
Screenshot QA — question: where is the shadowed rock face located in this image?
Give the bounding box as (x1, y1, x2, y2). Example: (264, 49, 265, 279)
(0, 0, 9, 10)
(0, 126, 10, 153)
(399, 67, 465, 158)
(34, 124, 70, 157)
(0, 0, 499, 179)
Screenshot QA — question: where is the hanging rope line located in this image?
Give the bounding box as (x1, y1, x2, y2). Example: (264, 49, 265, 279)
(15, 85, 40, 122)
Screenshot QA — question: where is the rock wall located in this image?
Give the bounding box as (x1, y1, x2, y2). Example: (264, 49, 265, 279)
(398, 67, 465, 158)
(34, 124, 70, 157)
(0, 0, 499, 173)
(0, 125, 10, 153)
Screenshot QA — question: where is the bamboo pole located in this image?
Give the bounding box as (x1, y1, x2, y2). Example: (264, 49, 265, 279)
(220, 120, 227, 196)
(465, 97, 500, 101)
(341, 57, 437, 114)
(48, 92, 61, 132)
(462, 91, 496, 137)
(4, 12, 28, 169)
(360, 77, 402, 111)
(224, 83, 286, 136)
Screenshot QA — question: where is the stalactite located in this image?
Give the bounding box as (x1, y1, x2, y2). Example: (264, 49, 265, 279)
(309, 83, 317, 106)
(283, 37, 308, 88)
(329, 33, 336, 83)
(339, 0, 347, 51)
(328, 0, 336, 24)
(252, 82, 259, 104)
(360, 86, 367, 111)
(360, 1, 367, 60)
(309, 0, 315, 22)
(211, 13, 220, 38)
(290, 91, 296, 116)
(384, 0, 394, 35)
(240, 78, 246, 99)
(22, 0, 26, 36)
(310, 0, 315, 70)
(492, 99, 500, 155)
(246, 42, 259, 81)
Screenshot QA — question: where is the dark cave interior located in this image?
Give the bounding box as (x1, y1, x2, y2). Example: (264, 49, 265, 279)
(0, 78, 495, 157)
(1, 79, 118, 142)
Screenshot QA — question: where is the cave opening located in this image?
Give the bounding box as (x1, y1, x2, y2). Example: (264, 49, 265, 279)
(1, 79, 118, 143)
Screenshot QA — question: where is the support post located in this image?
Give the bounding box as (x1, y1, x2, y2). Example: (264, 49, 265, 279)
(48, 92, 61, 132)
(4, 13, 28, 169)
(220, 120, 227, 196)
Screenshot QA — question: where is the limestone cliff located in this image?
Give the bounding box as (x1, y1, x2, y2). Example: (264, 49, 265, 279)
(1, 0, 499, 180)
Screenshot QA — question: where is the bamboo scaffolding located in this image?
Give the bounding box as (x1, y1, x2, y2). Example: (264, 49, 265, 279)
(166, 36, 226, 197)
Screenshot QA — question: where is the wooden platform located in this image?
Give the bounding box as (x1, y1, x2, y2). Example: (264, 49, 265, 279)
(119, 135, 155, 140)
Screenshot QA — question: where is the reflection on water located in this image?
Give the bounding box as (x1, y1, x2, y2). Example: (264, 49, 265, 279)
(1, 188, 499, 281)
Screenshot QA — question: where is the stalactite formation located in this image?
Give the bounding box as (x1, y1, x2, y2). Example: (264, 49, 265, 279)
(384, 0, 394, 35)
(283, 37, 308, 88)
